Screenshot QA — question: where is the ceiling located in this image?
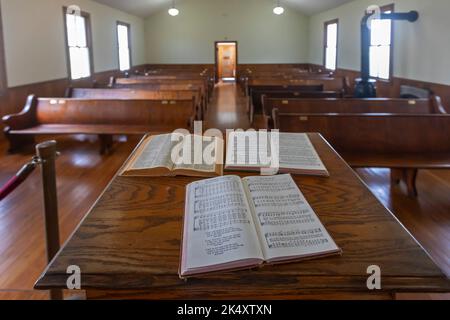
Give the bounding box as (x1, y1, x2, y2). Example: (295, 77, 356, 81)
(93, 0, 354, 18)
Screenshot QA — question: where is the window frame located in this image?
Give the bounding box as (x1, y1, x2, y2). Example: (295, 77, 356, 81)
(116, 21, 132, 71)
(368, 3, 395, 81)
(0, 2, 8, 94)
(63, 6, 94, 81)
(323, 18, 339, 71)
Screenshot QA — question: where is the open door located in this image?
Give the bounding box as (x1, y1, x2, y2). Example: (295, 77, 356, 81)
(215, 41, 237, 82)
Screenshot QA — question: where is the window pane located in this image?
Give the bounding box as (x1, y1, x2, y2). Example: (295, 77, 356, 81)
(378, 46, 391, 79)
(369, 45, 391, 79)
(119, 48, 130, 71)
(117, 24, 129, 49)
(369, 9, 392, 79)
(69, 47, 81, 79)
(75, 15, 87, 47)
(327, 23, 337, 47)
(117, 24, 130, 70)
(66, 14, 77, 47)
(325, 47, 336, 70)
(371, 19, 391, 46)
(69, 47, 90, 79)
(67, 14, 87, 47)
(369, 46, 379, 78)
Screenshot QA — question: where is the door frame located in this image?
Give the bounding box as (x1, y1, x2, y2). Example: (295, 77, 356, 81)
(214, 41, 238, 83)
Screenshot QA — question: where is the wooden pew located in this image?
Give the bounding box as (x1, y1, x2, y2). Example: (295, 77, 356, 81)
(245, 76, 350, 97)
(108, 82, 208, 116)
(246, 77, 351, 123)
(249, 87, 345, 123)
(2, 95, 196, 154)
(263, 95, 447, 129)
(66, 87, 204, 120)
(237, 64, 334, 92)
(110, 76, 212, 107)
(114, 75, 213, 100)
(273, 111, 450, 197)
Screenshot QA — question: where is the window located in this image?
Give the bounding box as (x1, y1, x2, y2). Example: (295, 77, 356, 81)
(369, 4, 394, 80)
(0, 2, 7, 93)
(324, 19, 338, 70)
(63, 7, 93, 80)
(117, 22, 131, 71)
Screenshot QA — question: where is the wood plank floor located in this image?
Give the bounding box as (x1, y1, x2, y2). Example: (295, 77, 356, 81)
(0, 82, 448, 299)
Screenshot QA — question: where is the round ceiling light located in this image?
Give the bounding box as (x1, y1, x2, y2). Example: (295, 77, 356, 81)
(273, 6, 285, 15)
(273, 1, 285, 15)
(168, 0, 179, 16)
(168, 7, 179, 16)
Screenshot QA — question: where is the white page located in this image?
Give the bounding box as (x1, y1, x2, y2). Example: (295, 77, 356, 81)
(225, 132, 327, 173)
(174, 135, 219, 173)
(242, 174, 339, 261)
(278, 133, 327, 172)
(225, 131, 264, 168)
(185, 176, 264, 270)
(131, 134, 174, 170)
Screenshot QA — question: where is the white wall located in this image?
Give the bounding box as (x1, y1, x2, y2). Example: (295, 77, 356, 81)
(308, 0, 450, 85)
(145, 0, 309, 64)
(1, 0, 146, 87)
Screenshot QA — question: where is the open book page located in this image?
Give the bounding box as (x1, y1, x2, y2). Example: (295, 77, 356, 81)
(129, 134, 175, 170)
(225, 131, 264, 169)
(225, 132, 328, 176)
(182, 176, 264, 275)
(174, 135, 223, 173)
(278, 133, 328, 174)
(242, 174, 340, 262)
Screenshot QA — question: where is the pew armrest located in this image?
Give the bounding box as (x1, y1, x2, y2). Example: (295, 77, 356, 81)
(189, 116, 195, 131)
(263, 114, 273, 130)
(431, 95, 447, 114)
(272, 108, 280, 129)
(2, 95, 38, 132)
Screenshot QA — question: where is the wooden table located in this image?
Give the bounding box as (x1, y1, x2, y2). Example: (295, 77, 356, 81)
(35, 133, 450, 299)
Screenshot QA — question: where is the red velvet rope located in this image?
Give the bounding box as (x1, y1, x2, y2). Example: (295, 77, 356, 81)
(0, 159, 38, 202)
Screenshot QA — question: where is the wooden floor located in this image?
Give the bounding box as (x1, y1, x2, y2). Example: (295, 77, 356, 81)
(0, 82, 448, 300)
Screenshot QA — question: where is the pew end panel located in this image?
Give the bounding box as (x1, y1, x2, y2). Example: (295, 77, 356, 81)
(430, 94, 447, 114)
(2, 94, 39, 152)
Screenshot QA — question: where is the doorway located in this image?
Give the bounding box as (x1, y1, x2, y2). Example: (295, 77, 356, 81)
(215, 41, 238, 82)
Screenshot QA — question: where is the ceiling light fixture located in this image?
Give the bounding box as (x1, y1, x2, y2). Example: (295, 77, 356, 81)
(273, 0, 285, 15)
(168, 0, 179, 16)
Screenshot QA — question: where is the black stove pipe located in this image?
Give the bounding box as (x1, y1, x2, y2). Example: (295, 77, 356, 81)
(355, 10, 419, 98)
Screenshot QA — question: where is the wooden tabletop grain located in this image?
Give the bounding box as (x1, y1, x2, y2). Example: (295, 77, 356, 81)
(34, 133, 450, 299)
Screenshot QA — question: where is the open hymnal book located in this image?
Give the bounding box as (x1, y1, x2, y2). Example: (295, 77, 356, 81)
(179, 174, 341, 278)
(225, 132, 329, 176)
(121, 134, 224, 177)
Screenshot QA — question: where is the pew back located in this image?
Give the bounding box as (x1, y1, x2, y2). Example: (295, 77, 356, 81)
(66, 88, 203, 120)
(111, 77, 211, 101)
(67, 88, 196, 100)
(247, 77, 349, 93)
(263, 97, 446, 128)
(108, 83, 207, 111)
(247, 85, 324, 122)
(35, 98, 195, 129)
(273, 112, 450, 154)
